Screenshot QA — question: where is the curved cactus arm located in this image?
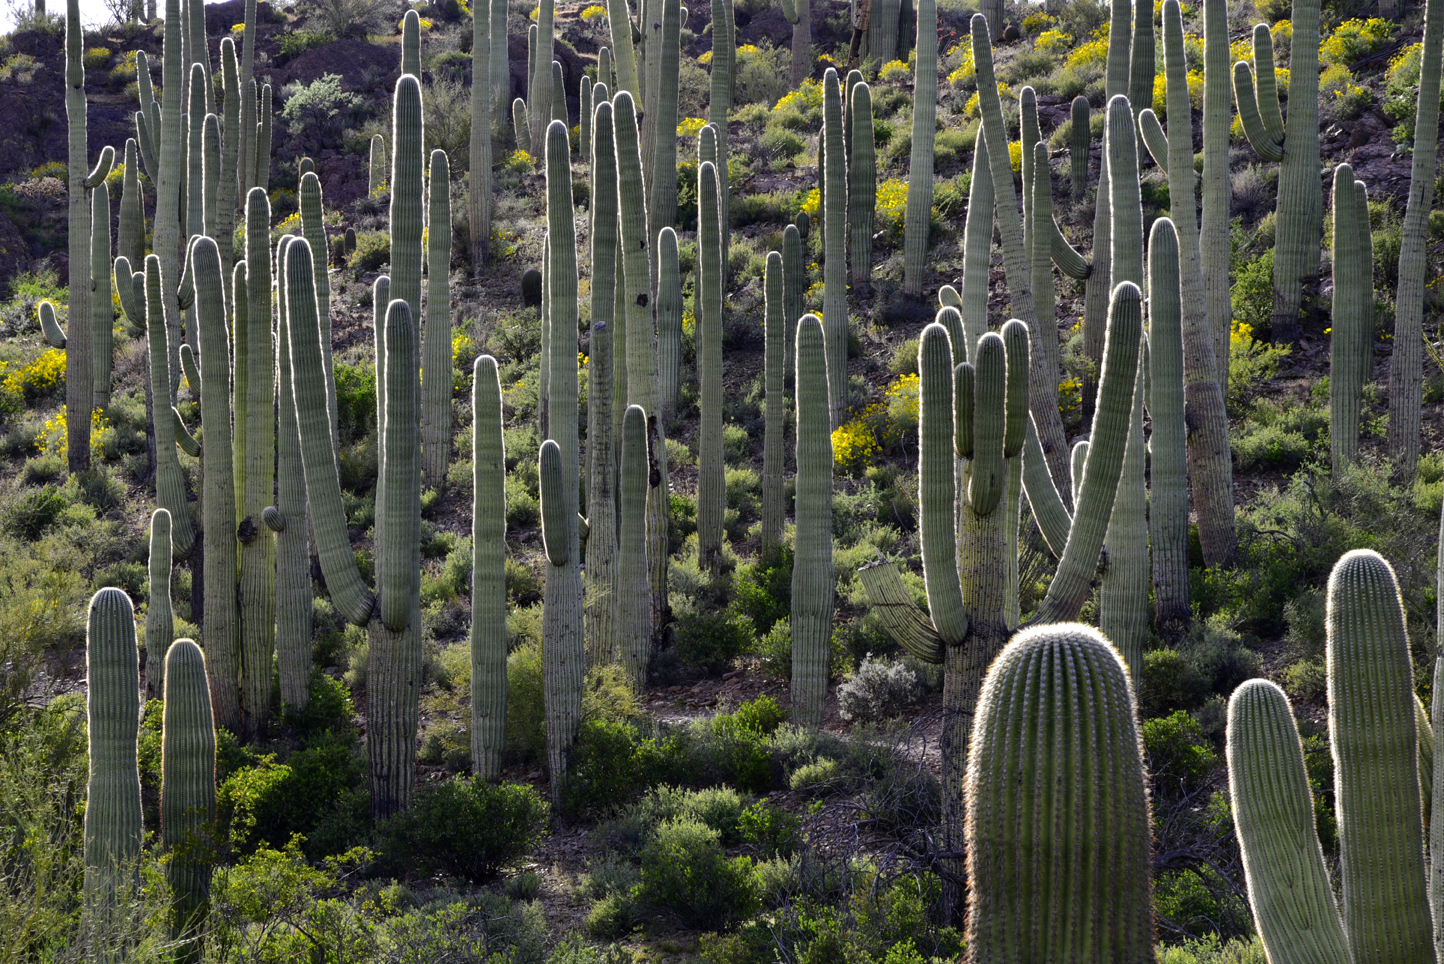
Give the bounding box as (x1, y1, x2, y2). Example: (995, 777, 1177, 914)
(298, 174, 337, 447)
(90, 182, 113, 409)
(539, 440, 568, 565)
(114, 257, 140, 325)
(173, 407, 200, 457)
(1137, 108, 1168, 173)
(135, 110, 158, 180)
(1049, 218, 1091, 280)
(1070, 439, 1089, 506)
(262, 506, 284, 532)
(1251, 24, 1285, 143)
(918, 323, 967, 646)
(39, 300, 66, 348)
(935, 306, 965, 367)
(779, 0, 799, 24)
(1232, 61, 1284, 162)
(160, 637, 215, 956)
(1328, 550, 1434, 959)
(84, 145, 116, 189)
(959, 130, 993, 355)
(965, 622, 1154, 962)
(938, 284, 961, 309)
(1030, 282, 1143, 626)
(513, 99, 531, 156)
(1417, 694, 1433, 828)
(954, 362, 975, 457)
(902, 0, 937, 296)
(1227, 679, 1349, 964)
(283, 241, 375, 626)
(858, 561, 944, 663)
(83, 587, 143, 900)
(1021, 415, 1072, 558)
(179, 344, 200, 398)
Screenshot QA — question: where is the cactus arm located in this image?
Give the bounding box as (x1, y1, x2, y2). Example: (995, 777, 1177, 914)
(782, 223, 804, 373)
(791, 314, 835, 728)
(581, 77, 593, 161)
(84, 145, 116, 190)
(935, 306, 965, 368)
(84, 588, 143, 904)
(467, 0, 493, 271)
(173, 407, 200, 457)
(185, 65, 206, 242)
(254, 84, 272, 192)
(1021, 414, 1073, 557)
(954, 362, 975, 457)
(779, 0, 799, 24)
(145, 508, 174, 701)
(283, 241, 375, 626)
(297, 175, 337, 452)
(968, 333, 1007, 515)
(586, 99, 619, 665)
(858, 561, 944, 663)
(215, 39, 239, 276)
(118, 140, 145, 272)
(64, 0, 94, 476)
(959, 131, 993, 355)
(512, 99, 531, 156)
(114, 256, 140, 327)
(369, 134, 387, 195)
(421, 151, 453, 485)
(135, 110, 158, 182)
(1030, 283, 1143, 626)
(656, 227, 683, 419)
(820, 68, 848, 427)
(1028, 144, 1059, 406)
(377, 298, 421, 633)
(160, 638, 215, 956)
(274, 241, 312, 713)
(152, 0, 185, 408)
(202, 115, 220, 244)
(179, 343, 200, 398)
(390, 77, 425, 329)
(607, 0, 640, 96)
(470, 356, 507, 778)
(1199, 0, 1232, 404)
(1328, 550, 1434, 960)
(1049, 218, 1091, 280)
(918, 324, 967, 646)
(902, 0, 936, 296)
(1137, 109, 1169, 173)
(40, 300, 66, 348)
(402, 9, 421, 76)
(1231, 61, 1284, 162)
(1001, 319, 1028, 459)
(1433, 652, 1444, 953)
(1127, 0, 1154, 123)
(646, 0, 681, 268)
(1148, 218, 1190, 641)
(617, 405, 653, 689)
(1069, 95, 1089, 200)
(965, 623, 1155, 961)
(762, 251, 786, 549)
(1020, 87, 1039, 255)
(1417, 695, 1434, 828)
(550, 61, 567, 128)
(938, 285, 961, 309)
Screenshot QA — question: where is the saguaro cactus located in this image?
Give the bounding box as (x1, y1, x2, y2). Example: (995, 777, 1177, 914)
(1069, 96, 1089, 200)
(647, 0, 681, 287)
(402, 9, 421, 76)
(656, 227, 682, 418)
(762, 251, 786, 548)
(1331, 164, 1368, 473)
(902, 0, 936, 296)
(513, 99, 531, 155)
(298, 173, 337, 448)
(65, 0, 92, 471)
(708, 0, 733, 260)
(960, 133, 994, 354)
(468, 0, 493, 273)
(161, 638, 216, 960)
(392, 76, 425, 331)
(617, 405, 653, 689)
(273, 241, 312, 713)
(370, 134, 387, 194)
(782, 222, 803, 372)
(84, 588, 143, 899)
(118, 139, 144, 273)
(606, 0, 640, 96)
(792, 314, 834, 729)
(422, 149, 453, 485)
(146, 509, 174, 700)
(697, 158, 725, 574)
(820, 69, 848, 427)
(1148, 218, 1189, 641)
(965, 623, 1154, 962)
(472, 356, 507, 779)
(90, 181, 113, 410)
(1389, 0, 1443, 478)
(531, 0, 555, 154)
(587, 98, 619, 665)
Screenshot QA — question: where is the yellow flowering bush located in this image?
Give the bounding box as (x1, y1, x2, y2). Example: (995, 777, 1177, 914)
(773, 78, 824, 115)
(1152, 0, 1190, 15)
(1320, 17, 1392, 66)
(504, 150, 532, 173)
(1270, 20, 1291, 51)
(1231, 38, 1253, 62)
(737, 44, 760, 58)
(678, 116, 708, 138)
(1034, 29, 1072, 56)
(832, 414, 880, 474)
(832, 373, 921, 474)
(882, 373, 919, 441)
(799, 187, 820, 217)
(580, 4, 607, 20)
(1153, 73, 1167, 115)
(874, 177, 908, 241)
(1321, 63, 1371, 118)
(946, 62, 973, 86)
(452, 330, 476, 369)
(1021, 10, 1056, 34)
(1066, 26, 1110, 71)
(0, 349, 65, 412)
(1008, 140, 1022, 174)
(964, 82, 1013, 119)
(699, 50, 714, 65)
(879, 60, 911, 83)
(1058, 376, 1081, 419)
(36, 409, 111, 458)
(945, 43, 974, 84)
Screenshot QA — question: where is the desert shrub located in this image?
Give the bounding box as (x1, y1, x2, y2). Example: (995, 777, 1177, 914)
(635, 818, 759, 929)
(1157, 937, 1268, 964)
(1320, 17, 1392, 65)
(217, 734, 370, 858)
(377, 778, 547, 881)
(3, 487, 70, 541)
(1227, 320, 1290, 413)
(738, 799, 801, 858)
(349, 230, 391, 272)
(424, 77, 471, 172)
(672, 610, 756, 677)
(836, 655, 926, 722)
(565, 718, 690, 816)
(280, 74, 364, 153)
(1137, 619, 1260, 719)
(1144, 711, 1220, 798)
(734, 43, 791, 108)
(683, 697, 788, 793)
(507, 638, 642, 767)
(277, 29, 334, 60)
(733, 544, 792, 634)
(1283, 657, 1328, 703)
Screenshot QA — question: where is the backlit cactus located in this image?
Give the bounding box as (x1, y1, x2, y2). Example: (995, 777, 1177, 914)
(84, 588, 143, 900)
(146, 509, 174, 700)
(470, 0, 494, 270)
(274, 238, 312, 713)
(423, 149, 453, 485)
(118, 138, 143, 273)
(161, 638, 216, 961)
(762, 251, 785, 549)
(782, 222, 803, 373)
(847, 82, 874, 284)
(792, 314, 834, 729)
(587, 97, 619, 665)
(391, 75, 425, 329)
(1069, 95, 1088, 200)
(402, 9, 421, 76)
(65, 0, 92, 470)
(298, 173, 337, 449)
(656, 227, 682, 418)
(960, 132, 993, 354)
(514, 98, 531, 155)
(820, 68, 848, 428)
(90, 181, 113, 410)
(965, 623, 1155, 961)
(647, 0, 681, 277)
(1148, 218, 1189, 642)
(531, 0, 555, 154)
(370, 134, 387, 194)
(617, 404, 652, 690)
(140, 255, 195, 560)
(697, 157, 724, 574)
(902, 0, 936, 296)
(1331, 163, 1367, 473)
(472, 355, 507, 779)
(708, 0, 732, 262)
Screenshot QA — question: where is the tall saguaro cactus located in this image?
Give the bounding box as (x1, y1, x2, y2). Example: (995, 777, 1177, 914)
(848, 82, 874, 284)
(1234, 0, 1321, 345)
(965, 623, 1155, 962)
(1148, 218, 1189, 641)
(422, 149, 453, 485)
(274, 241, 312, 713)
(470, 0, 494, 271)
(902, 0, 936, 296)
(1331, 164, 1368, 473)
(647, 0, 681, 290)
(66, 0, 95, 470)
(84, 588, 143, 901)
(762, 251, 786, 548)
(697, 158, 725, 573)
(91, 182, 114, 410)
(1389, 0, 1443, 478)
(471, 355, 507, 779)
(617, 404, 653, 689)
(161, 638, 216, 962)
(820, 68, 848, 427)
(531, 0, 555, 154)
(657, 227, 682, 418)
(792, 314, 834, 728)
(587, 98, 619, 665)
(392, 76, 425, 333)
(146, 509, 174, 700)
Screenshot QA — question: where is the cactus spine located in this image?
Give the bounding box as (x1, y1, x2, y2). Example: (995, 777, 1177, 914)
(697, 158, 725, 574)
(792, 314, 834, 729)
(617, 405, 653, 689)
(587, 98, 619, 665)
(1390, 0, 1443, 477)
(1331, 164, 1366, 473)
(147, 509, 174, 700)
(762, 252, 786, 549)
(369, 134, 387, 194)
(84, 588, 143, 900)
(274, 239, 311, 713)
(656, 227, 682, 418)
(1069, 96, 1089, 200)
(161, 639, 215, 960)
(965, 623, 1155, 961)
(472, 356, 508, 778)
(902, 0, 935, 296)
(423, 150, 453, 485)
(540, 120, 585, 796)
(1148, 218, 1189, 641)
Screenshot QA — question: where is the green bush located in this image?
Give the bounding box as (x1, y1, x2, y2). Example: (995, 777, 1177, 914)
(278, 29, 336, 61)
(279, 73, 364, 152)
(684, 697, 788, 793)
(1143, 711, 1220, 796)
(217, 735, 370, 858)
(738, 799, 801, 858)
(333, 362, 377, 445)
(3, 487, 71, 540)
(563, 718, 689, 817)
(635, 818, 759, 930)
(673, 610, 756, 677)
(508, 639, 643, 768)
(377, 778, 548, 882)
(733, 544, 792, 634)
(349, 231, 391, 272)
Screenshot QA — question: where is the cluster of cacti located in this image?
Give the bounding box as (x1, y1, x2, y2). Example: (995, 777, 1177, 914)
(965, 623, 1154, 959)
(1228, 549, 1434, 962)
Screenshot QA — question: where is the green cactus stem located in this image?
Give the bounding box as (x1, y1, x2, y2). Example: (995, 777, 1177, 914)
(161, 638, 215, 961)
(965, 622, 1155, 961)
(1199, 0, 1231, 399)
(647, 0, 681, 286)
(606, 0, 640, 97)
(697, 157, 725, 574)
(782, 222, 803, 373)
(580, 75, 593, 160)
(1331, 164, 1365, 473)
(550, 61, 567, 128)
(792, 313, 834, 729)
(273, 239, 311, 714)
(40, 300, 65, 348)
(656, 227, 682, 418)
(960, 131, 993, 355)
(146, 509, 174, 701)
(422, 150, 453, 486)
(90, 181, 113, 411)
(118, 139, 144, 273)
(597, 46, 612, 91)
(762, 251, 786, 549)
(490, 0, 508, 118)
(848, 82, 874, 284)
(820, 68, 848, 427)
(617, 404, 652, 689)
(402, 8, 421, 76)
(391, 75, 424, 333)
(84, 588, 143, 900)
(216, 39, 240, 273)
(298, 174, 337, 451)
(471, 355, 507, 778)
(902, 0, 936, 296)
(140, 256, 196, 560)
(370, 134, 387, 194)
(1028, 142, 1057, 414)
(918, 323, 967, 646)
(1148, 217, 1189, 642)
(151, 0, 185, 409)
(531, 0, 554, 154)
(587, 99, 618, 664)
(185, 64, 206, 246)
(513, 99, 531, 155)
(1128, 0, 1154, 125)
(470, 0, 494, 271)
(65, 0, 91, 471)
(708, 0, 732, 265)
(1069, 96, 1089, 200)
(254, 84, 273, 192)
(202, 113, 221, 242)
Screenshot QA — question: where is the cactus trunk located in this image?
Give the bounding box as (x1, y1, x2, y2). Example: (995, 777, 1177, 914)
(617, 405, 653, 688)
(791, 314, 834, 729)
(84, 588, 143, 902)
(656, 227, 682, 418)
(1331, 164, 1366, 473)
(1147, 218, 1190, 641)
(65, 0, 91, 471)
(697, 156, 725, 574)
(422, 150, 454, 485)
(274, 239, 312, 713)
(761, 252, 786, 549)
(902, 0, 935, 296)
(161, 639, 215, 962)
(821, 68, 848, 428)
(587, 98, 620, 665)
(471, 356, 508, 778)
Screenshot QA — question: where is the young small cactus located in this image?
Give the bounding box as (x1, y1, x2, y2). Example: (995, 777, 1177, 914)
(471, 355, 508, 778)
(369, 134, 387, 194)
(965, 623, 1155, 961)
(84, 588, 143, 900)
(161, 638, 216, 959)
(791, 314, 835, 728)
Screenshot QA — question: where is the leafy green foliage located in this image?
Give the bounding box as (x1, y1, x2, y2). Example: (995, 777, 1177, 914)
(376, 778, 548, 881)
